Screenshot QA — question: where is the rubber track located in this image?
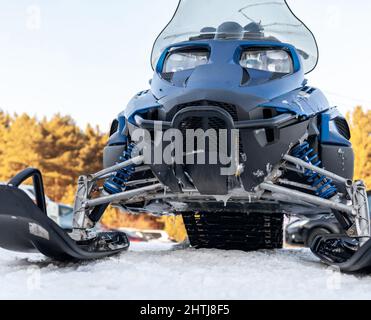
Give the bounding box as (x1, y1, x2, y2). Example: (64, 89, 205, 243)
(182, 212, 284, 251)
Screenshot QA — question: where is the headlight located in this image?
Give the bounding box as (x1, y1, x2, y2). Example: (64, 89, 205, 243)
(240, 49, 293, 74)
(163, 48, 210, 73)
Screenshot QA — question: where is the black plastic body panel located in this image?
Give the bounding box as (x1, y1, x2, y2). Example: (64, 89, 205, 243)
(320, 144, 354, 181)
(240, 120, 310, 191)
(103, 145, 125, 169)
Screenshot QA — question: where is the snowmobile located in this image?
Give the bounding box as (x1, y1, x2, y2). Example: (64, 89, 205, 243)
(0, 0, 370, 273)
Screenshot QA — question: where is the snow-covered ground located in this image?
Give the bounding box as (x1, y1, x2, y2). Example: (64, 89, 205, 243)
(1, 242, 371, 300)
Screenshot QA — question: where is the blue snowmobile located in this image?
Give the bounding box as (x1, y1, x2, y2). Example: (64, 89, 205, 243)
(0, 0, 370, 272)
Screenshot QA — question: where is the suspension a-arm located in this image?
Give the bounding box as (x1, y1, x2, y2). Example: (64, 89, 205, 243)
(69, 155, 164, 241)
(258, 149, 370, 271)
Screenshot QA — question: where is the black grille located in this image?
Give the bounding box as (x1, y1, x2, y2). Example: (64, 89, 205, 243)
(334, 117, 351, 140)
(173, 100, 239, 121)
(179, 117, 204, 131)
(178, 115, 229, 157)
(177, 115, 246, 159)
(178, 116, 229, 132)
(208, 117, 228, 130)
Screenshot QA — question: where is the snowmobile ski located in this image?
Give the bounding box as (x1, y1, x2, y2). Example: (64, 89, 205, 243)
(0, 169, 129, 262)
(311, 234, 371, 273)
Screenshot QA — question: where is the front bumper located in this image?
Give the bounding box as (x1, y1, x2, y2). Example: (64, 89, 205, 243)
(134, 112, 298, 131)
(133, 106, 309, 194)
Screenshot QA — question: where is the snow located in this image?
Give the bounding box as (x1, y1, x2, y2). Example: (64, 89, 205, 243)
(1, 243, 371, 300)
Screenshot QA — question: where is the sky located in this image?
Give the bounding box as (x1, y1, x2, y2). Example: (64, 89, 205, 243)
(0, 0, 371, 130)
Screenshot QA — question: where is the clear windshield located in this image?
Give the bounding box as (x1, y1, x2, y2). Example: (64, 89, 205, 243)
(151, 0, 319, 73)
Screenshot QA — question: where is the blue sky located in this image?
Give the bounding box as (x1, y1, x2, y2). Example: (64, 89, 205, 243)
(0, 0, 371, 129)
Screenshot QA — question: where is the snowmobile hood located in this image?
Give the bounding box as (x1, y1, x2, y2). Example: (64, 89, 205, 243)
(151, 40, 306, 104)
(151, 0, 319, 74)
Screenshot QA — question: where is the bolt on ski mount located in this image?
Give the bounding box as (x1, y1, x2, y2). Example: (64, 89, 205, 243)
(70, 155, 164, 241)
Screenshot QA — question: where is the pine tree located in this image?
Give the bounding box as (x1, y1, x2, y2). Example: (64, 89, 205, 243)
(348, 106, 371, 188)
(0, 114, 44, 182)
(161, 216, 188, 242)
(78, 124, 107, 174)
(57, 124, 108, 204)
(39, 114, 85, 201)
(0, 111, 11, 171)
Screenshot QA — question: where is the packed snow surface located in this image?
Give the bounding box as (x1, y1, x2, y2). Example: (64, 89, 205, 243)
(1, 242, 371, 300)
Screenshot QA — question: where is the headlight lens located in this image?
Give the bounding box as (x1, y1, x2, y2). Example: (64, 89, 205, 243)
(240, 49, 293, 74)
(163, 49, 209, 73)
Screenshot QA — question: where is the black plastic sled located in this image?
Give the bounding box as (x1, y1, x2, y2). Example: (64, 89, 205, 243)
(0, 169, 129, 262)
(311, 234, 371, 273)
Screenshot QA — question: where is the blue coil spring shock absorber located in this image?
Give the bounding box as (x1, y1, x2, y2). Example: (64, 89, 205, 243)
(291, 142, 337, 199)
(103, 143, 136, 194)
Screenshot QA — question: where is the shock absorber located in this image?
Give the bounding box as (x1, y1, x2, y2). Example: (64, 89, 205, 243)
(291, 141, 338, 199)
(103, 143, 136, 194)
